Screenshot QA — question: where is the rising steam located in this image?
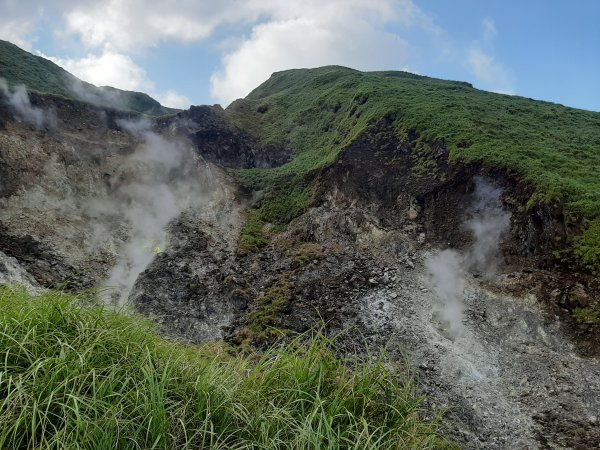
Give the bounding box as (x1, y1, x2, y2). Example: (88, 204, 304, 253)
(89, 119, 213, 305)
(465, 179, 512, 276)
(425, 177, 511, 337)
(425, 248, 466, 336)
(69, 79, 130, 111)
(0, 78, 55, 129)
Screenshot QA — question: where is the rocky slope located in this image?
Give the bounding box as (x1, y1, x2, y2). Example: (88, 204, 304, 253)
(1, 66, 599, 448)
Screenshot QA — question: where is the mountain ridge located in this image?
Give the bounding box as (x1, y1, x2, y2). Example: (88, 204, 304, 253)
(0, 39, 178, 117)
(1, 40, 598, 276)
(227, 65, 600, 274)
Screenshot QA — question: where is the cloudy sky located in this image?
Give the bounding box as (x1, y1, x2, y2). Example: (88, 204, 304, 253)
(1, 0, 598, 111)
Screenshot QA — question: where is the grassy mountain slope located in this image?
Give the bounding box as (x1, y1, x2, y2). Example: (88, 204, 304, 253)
(0, 39, 178, 116)
(230, 66, 600, 271)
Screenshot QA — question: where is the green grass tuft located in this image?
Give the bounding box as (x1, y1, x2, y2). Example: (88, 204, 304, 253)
(573, 219, 600, 275)
(238, 210, 271, 254)
(573, 305, 600, 324)
(0, 286, 453, 449)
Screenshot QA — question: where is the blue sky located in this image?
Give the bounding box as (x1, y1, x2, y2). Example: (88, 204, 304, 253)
(1, 0, 598, 111)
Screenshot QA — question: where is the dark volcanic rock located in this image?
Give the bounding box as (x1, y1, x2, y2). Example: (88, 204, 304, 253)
(131, 213, 238, 342)
(0, 223, 82, 288)
(155, 105, 291, 169)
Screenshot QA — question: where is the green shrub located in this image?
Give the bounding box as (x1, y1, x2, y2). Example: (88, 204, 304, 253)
(294, 243, 327, 266)
(573, 306, 600, 324)
(573, 219, 600, 275)
(239, 211, 270, 254)
(243, 278, 293, 346)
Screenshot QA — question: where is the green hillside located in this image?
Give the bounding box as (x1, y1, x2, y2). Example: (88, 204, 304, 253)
(0, 40, 178, 116)
(232, 66, 600, 271)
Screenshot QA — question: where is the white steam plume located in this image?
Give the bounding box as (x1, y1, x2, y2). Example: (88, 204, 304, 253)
(425, 177, 511, 337)
(68, 79, 128, 111)
(426, 249, 465, 336)
(0, 78, 55, 129)
(465, 178, 511, 276)
(90, 118, 210, 305)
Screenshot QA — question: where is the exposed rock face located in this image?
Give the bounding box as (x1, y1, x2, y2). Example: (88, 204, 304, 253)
(155, 105, 291, 168)
(0, 250, 43, 294)
(221, 176, 599, 449)
(0, 95, 241, 293)
(355, 265, 600, 449)
(131, 209, 243, 342)
(219, 122, 599, 448)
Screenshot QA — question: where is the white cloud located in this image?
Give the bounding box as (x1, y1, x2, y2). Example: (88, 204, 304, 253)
(0, 0, 46, 50)
(46, 50, 190, 108)
(464, 19, 514, 95)
(482, 18, 497, 45)
(56, 0, 439, 105)
(62, 0, 262, 53)
(1, 0, 443, 107)
(0, 20, 36, 50)
(466, 48, 513, 94)
(467, 49, 500, 83)
(61, 0, 427, 54)
(154, 90, 191, 109)
(47, 50, 152, 91)
(210, 0, 434, 105)
(493, 89, 515, 96)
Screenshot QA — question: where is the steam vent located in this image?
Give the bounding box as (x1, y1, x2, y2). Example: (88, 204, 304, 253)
(1, 22, 599, 449)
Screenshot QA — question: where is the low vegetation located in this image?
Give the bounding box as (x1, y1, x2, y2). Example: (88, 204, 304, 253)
(573, 220, 600, 275)
(573, 305, 600, 325)
(246, 279, 292, 340)
(0, 286, 453, 449)
(293, 243, 327, 266)
(238, 211, 271, 254)
(231, 66, 600, 271)
(0, 39, 177, 116)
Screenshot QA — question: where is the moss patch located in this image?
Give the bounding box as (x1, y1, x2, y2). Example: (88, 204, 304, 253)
(293, 243, 327, 266)
(573, 305, 600, 324)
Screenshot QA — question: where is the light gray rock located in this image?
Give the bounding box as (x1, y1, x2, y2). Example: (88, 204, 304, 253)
(0, 250, 44, 294)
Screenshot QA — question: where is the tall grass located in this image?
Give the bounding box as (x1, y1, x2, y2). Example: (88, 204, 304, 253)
(0, 286, 454, 449)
